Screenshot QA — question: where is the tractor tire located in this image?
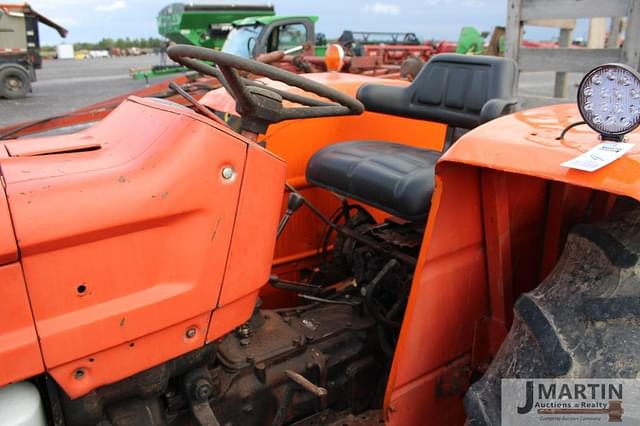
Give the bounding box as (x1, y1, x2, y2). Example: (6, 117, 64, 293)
(464, 202, 640, 425)
(0, 66, 31, 99)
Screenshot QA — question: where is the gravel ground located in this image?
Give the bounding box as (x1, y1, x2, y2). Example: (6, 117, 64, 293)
(0, 54, 171, 127)
(0, 54, 584, 128)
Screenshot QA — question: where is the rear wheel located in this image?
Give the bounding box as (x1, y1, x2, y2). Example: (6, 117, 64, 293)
(465, 202, 640, 425)
(0, 66, 30, 99)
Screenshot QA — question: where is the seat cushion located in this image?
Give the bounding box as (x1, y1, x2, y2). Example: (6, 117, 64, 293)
(306, 141, 440, 221)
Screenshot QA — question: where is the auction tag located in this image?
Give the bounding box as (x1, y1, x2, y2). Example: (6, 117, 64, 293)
(561, 142, 634, 172)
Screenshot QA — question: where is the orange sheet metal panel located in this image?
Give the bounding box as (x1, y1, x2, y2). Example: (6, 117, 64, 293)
(385, 164, 489, 425)
(50, 313, 211, 399)
(444, 104, 640, 201)
(0, 179, 17, 265)
(0, 98, 250, 395)
(215, 144, 286, 308)
(0, 262, 44, 386)
(384, 166, 558, 425)
(5, 133, 101, 157)
(386, 356, 469, 426)
(261, 110, 447, 187)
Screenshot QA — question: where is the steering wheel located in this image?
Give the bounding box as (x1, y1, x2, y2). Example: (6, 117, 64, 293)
(168, 45, 364, 133)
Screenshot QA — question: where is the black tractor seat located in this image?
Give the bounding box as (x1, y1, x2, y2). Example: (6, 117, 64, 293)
(305, 54, 518, 221)
(307, 141, 440, 221)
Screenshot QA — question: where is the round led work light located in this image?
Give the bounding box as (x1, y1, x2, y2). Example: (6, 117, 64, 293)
(578, 63, 640, 141)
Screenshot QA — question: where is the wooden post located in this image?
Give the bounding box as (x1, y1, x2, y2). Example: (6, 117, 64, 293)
(623, 0, 640, 68)
(505, 0, 523, 92)
(587, 18, 607, 48)
(505, 0, 523, 64)
(554, 27, 573, 98)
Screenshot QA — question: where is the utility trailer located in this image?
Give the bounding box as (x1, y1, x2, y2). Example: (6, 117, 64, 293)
(0, 3, 67, 99)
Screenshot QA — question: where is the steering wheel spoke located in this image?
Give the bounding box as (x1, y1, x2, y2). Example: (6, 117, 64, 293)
(218, 66, 254, 115)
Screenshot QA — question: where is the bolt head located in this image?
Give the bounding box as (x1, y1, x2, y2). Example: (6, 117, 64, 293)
(195, 381, 213, 401)
(221, 166, 236, 181)
(73, 368, 85, 380)
(186, 327, 197, 338)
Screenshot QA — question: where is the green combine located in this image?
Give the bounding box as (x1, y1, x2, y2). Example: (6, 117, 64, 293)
(158, 3, 275, 50)
(133, 3, 275, 80)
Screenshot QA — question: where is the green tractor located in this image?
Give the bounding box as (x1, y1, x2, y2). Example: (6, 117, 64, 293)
(221, 16, 327, 58)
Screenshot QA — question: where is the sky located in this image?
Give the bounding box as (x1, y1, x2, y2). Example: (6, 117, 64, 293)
(28, 0, 588, 45)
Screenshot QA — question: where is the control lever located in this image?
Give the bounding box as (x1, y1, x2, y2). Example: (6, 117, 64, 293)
(269, 275, 323, 295)
(277, 191, 304, 238)
(272, 370, 327, 426)
(168, 81, 228, 127)
(284, 370, 327, 397)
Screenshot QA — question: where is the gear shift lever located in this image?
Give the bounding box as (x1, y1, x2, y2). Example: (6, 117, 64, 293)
(277, 191, 304, 238)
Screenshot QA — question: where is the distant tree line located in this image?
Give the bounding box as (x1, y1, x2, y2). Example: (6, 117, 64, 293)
(42, 37, 166, 51)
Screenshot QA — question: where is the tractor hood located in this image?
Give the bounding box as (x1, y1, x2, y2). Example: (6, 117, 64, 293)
(0, 96, 286, 398)
(0, 176, 18, 266)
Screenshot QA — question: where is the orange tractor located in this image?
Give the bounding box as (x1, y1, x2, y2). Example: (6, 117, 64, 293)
(0, 44, 638, 426)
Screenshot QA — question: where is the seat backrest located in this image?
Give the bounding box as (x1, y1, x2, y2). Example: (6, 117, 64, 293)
(357, 53, 518, 130)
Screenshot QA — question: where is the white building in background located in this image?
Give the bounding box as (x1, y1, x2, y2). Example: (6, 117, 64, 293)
(56, 44, 74, 59)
